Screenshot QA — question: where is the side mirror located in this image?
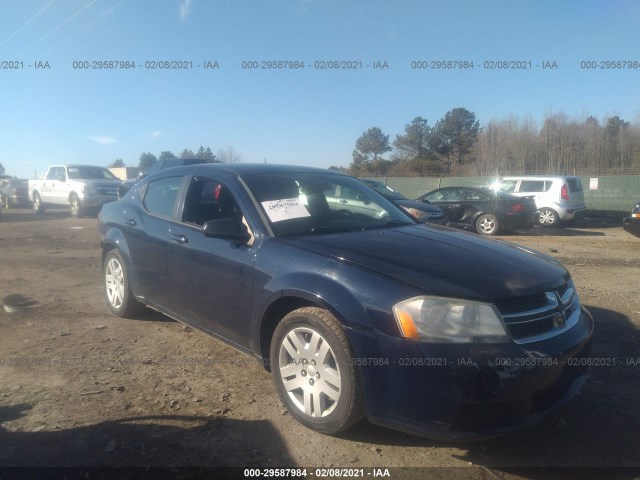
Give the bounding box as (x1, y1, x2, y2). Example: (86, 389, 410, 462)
(203, 217, 251, 242)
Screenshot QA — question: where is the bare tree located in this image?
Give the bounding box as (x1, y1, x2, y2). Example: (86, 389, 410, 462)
(217, 146, 242, 163)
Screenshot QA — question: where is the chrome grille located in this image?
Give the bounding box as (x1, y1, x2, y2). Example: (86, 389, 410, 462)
(496, 281, 580, 344)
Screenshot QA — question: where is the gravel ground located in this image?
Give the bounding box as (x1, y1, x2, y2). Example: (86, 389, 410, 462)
(1, 208, 639, 479)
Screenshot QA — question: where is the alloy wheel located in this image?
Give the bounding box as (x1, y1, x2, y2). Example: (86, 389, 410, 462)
(277, 326, 342, 418)
(105, 257, 125, 309)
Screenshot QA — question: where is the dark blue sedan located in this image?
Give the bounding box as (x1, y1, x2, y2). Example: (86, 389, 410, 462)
(98, 164, 593, 440)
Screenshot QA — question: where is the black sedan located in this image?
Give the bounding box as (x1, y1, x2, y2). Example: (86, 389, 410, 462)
(99, 164, 593, 440)
(623, 200, 640, 237)
(416, 186, 537, 235)
(0, 177, 30, 208)
(362, 179, 446, 224)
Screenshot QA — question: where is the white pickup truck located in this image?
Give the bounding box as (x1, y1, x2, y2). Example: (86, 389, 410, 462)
(28, 164, 122, 217)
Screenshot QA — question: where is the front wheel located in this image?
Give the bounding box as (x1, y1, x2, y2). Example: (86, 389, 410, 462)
(475, 213, 500, 235)
(70, 195, 84, 218)
(103, 249, 145, 317)
(270, 307, 365, 434)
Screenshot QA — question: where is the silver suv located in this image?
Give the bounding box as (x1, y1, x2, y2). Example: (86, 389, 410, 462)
(497, 175, 586, 226)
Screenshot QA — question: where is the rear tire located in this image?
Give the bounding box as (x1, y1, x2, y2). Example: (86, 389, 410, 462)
(475, 214, 500, 236)
(270, 307, 365, 434)
(538, 208, 559, 227)
(33, 192, 45, 214)
(103, 249, 145, 317)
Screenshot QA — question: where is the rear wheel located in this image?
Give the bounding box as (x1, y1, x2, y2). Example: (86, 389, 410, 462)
(538, 208, 559, 226)
(475, 214, 500, 235)
(32, 192, 44, 213)
(103, 249, 145, 317)
(270, 307, 365, 434)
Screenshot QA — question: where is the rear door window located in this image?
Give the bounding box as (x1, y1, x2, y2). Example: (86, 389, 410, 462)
(143, 176, 183, 219)
(463, 190, 490, 201)
(499, 180, 518, 193)
(519, 180, 548, 193)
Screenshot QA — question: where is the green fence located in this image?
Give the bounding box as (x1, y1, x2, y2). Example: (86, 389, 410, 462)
(369, 175, 640, 214)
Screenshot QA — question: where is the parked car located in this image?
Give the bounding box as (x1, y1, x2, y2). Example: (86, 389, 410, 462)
(0, 177, 30, 208)
(118, 158, 219, 198)
(29, 165, 121, 217)
(415, 186, 537, 235)
(99, 164, 593, 440)
(495, 175, 587, 226)
(361, 179, 446, 224)
(622, 200, 640, 237)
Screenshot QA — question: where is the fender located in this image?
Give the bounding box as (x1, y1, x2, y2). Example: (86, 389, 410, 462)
(249, 262, 417, 359)
(101, 227, 145, 301)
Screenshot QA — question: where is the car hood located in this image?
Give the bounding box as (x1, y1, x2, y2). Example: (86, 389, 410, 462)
(282, 224, 568, 301)
(75, 179, 122, 187)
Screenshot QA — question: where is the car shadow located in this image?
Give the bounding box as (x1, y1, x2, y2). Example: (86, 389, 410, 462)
(339, 306, 640, 470)
(132, 308, 177, 323)
(0, 407, 292, 468)
(0, 209, 71, 223)
(522, 226, 606, 237)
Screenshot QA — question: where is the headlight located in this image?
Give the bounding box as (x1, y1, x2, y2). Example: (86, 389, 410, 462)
(393, 296, 510, 343)
(81, 185, 96, 195)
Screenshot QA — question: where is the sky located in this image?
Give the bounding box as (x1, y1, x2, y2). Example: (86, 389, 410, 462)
(0, 0, 639, 179)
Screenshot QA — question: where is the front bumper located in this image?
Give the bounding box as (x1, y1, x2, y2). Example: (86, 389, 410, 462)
(348, 306, 594, 441)
(79, 196, 118, 208)
(623, 217, 640, 237)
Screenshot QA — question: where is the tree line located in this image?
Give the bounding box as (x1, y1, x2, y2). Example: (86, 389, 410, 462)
(108, 146, 242, 170)
(338, 109, 640, 177)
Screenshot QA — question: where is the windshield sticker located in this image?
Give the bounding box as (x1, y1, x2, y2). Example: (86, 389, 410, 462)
(262, 198, 311, 223)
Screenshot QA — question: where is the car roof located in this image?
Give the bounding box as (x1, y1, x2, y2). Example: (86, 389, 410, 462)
(166, 163, 346, 177)
(501, 175, 579, 180)
(65, 164, 110, 169)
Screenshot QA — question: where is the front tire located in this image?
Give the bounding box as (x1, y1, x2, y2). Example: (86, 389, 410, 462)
(475, 213, 500, 235)
(270, 307, 365, 434)
(103, 249, 145, 317)
(70, 194, 84, 218)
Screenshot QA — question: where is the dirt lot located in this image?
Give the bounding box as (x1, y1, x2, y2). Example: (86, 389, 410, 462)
(1, 208, 639, 478)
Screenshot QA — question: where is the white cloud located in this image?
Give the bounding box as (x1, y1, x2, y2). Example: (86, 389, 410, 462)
(179, 0, 192, 22)
(149, 131, 163, 138)
(89, 135, 117, 145)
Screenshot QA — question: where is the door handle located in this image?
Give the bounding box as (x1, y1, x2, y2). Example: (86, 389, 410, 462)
(171, 234, 189, 244)
(339, 199, 348, 204)
(124, 219, 137, 226)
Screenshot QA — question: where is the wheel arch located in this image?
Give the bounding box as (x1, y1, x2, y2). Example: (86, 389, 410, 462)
(254, 275, 371, 371)
(100, 229, 142, 299)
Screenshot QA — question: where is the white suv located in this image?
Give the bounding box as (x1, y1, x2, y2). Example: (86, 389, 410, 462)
(497, 176, 587, 226)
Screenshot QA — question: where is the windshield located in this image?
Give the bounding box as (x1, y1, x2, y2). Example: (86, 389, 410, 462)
(67, 166, 118, 180)
(243, 172, 415, 237)
(364, 180, 406, 200)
